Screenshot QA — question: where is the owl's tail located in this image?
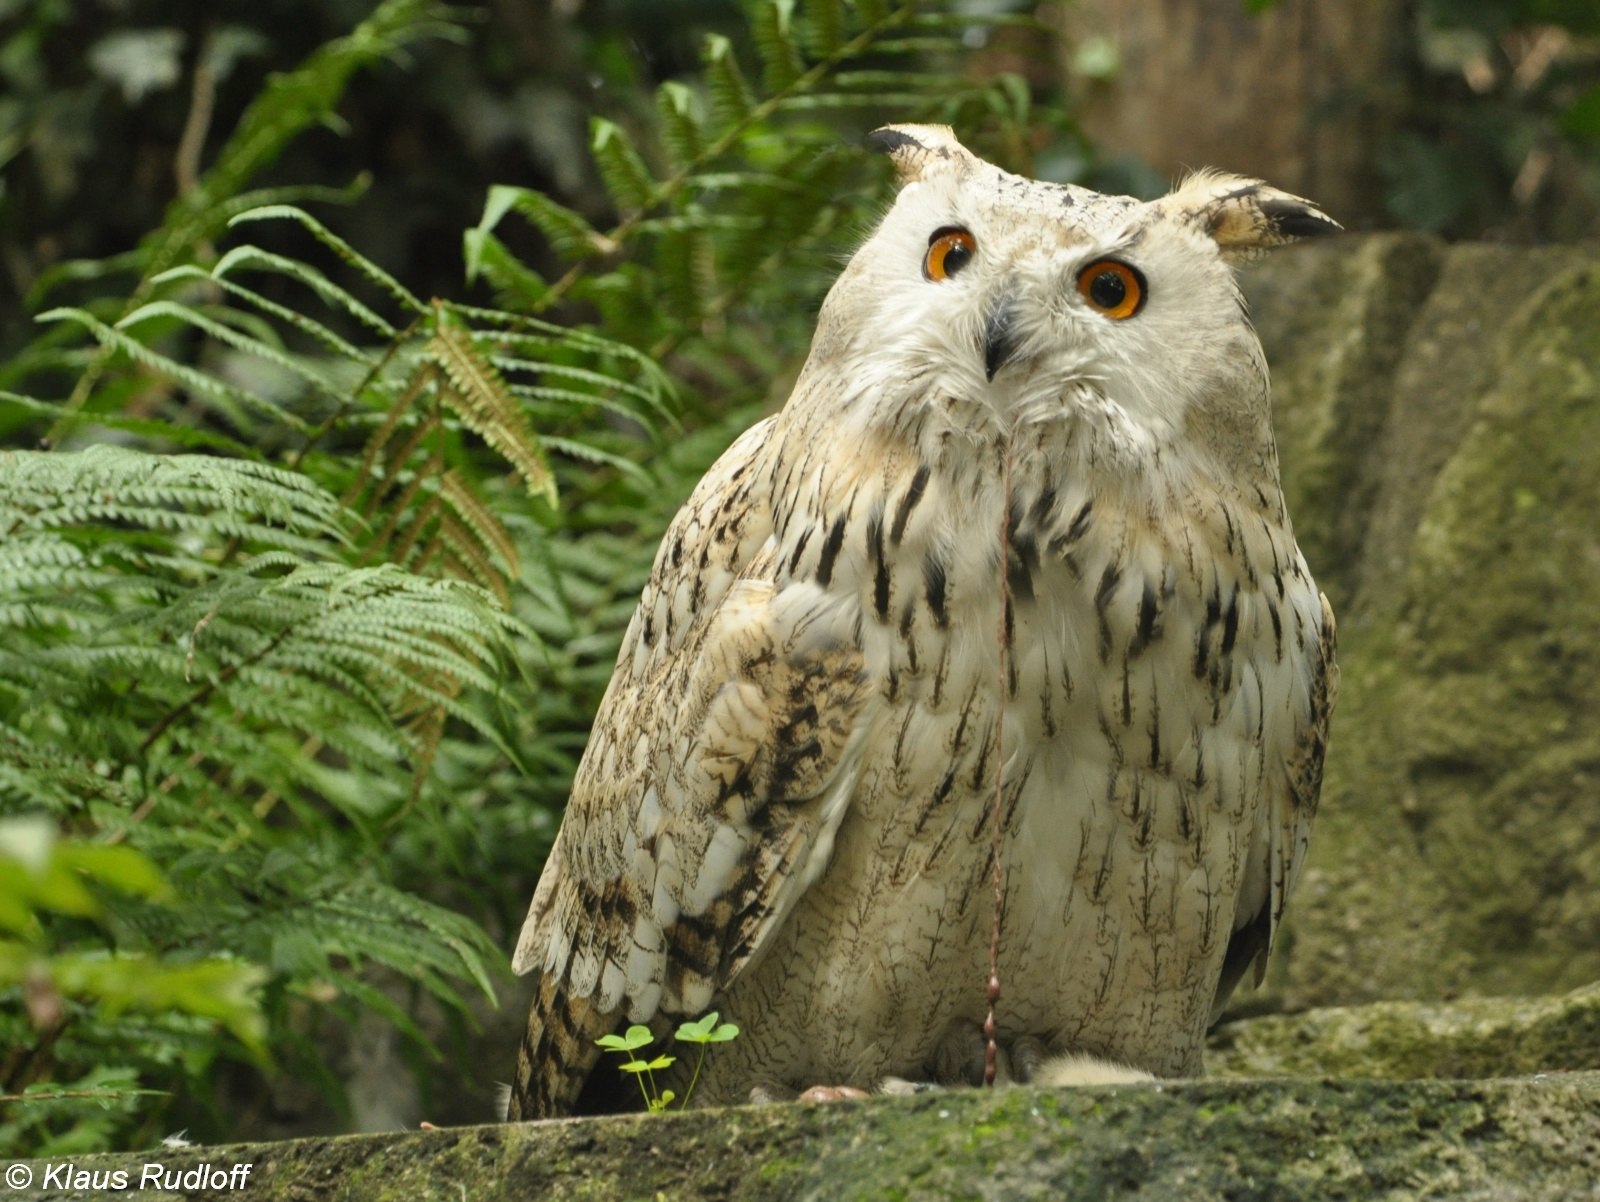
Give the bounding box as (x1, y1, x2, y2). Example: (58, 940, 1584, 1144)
(506, 971, 615, 1121)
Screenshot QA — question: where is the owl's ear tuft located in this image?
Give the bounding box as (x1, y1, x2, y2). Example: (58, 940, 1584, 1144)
(1157, 170, 1341, 263)
(866, 124, 977, 186)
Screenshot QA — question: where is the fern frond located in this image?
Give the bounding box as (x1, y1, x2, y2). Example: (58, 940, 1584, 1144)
(474, 186, 611, 263)
(438, 470, 520, 582)
(453, 308, 676, 418)
(181, 0, 465, 224)
(0, 446, 349, 550)
(704, 34, 757, 131)
(805, 0, 848, 56)
(656, 82, 706, 167)
(590, 119, 658, 216)
(228, 206, 425, 317)
(210, 245, 399, 339)
(537, 436, 654, 484)
(426, 316, 557, 505)
(460, 229, 551, 309)
(33, 309, 309, 436)
(117, 301, 346, 405)
(754, 0, 807, 93)
(150, 265, 372, 362)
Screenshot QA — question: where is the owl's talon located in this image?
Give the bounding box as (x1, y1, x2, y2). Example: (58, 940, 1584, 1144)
(1008, 1035, 1050, 1084)
(797, 1084, 871, 1103)
(747, 1082, 794, 1105)
(877, 1076, 942, 1096)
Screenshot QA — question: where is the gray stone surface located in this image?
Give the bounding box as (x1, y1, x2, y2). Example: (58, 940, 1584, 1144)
(18, 1070, 1600, 1201)
(1242, 234, 1600, 1011)
(1210, 986, 1600, 1080)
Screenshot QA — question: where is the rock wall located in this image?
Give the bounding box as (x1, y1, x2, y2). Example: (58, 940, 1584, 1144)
(1245, 234, 1600, 1011)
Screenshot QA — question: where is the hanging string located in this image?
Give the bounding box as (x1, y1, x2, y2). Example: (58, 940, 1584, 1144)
(984, 445, 1013, 1088)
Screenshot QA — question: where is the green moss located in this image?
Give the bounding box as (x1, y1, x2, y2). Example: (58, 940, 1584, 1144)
(44, 1075, 1590, 1200)
(1210, 987, 1600, 1079)
(78, 1081, 1587, 1202)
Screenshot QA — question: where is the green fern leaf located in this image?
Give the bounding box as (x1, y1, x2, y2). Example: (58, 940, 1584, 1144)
(426, 317, 557, 506)
(33, 309, 309, 435)
(0, 446, 350, 550)
(117, 301, 345, 405)
(475, 185, 612, 264)
(703, 34, 756, 131)
(805, 0, 848, 56)
(656, 81, 706, 168)
(229, 205, 425, 316)
(590, 119, 657, 216)
(438, 469, 520, 579)
(152, 265, 373, 362)
(210, 245, 399, 339)
(461, 229, 551, 309)
(754, 0, 806, 93)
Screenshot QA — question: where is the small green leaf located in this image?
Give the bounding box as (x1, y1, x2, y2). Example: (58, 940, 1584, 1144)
(619, 1054, 673, 1074)
(64, 844, 175, 904)
(675, 1011, 720, 1042)
(597, 1023, 655, 1053)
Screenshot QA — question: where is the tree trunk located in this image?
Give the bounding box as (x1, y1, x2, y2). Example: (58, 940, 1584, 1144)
(1056, 0, 1408, 229)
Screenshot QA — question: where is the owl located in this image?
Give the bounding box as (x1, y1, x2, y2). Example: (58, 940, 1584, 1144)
(506, 124, 1338, 1119)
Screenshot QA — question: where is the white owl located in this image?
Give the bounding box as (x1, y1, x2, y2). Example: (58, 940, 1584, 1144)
(507, 124, 1338, 1118)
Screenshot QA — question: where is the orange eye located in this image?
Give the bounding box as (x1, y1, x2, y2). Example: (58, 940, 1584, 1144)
(924, 228, 976, 282)
(1076, 259, 1146, 319)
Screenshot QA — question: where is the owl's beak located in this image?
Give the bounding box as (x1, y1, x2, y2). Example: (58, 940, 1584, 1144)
(983, 297, 1018, 381)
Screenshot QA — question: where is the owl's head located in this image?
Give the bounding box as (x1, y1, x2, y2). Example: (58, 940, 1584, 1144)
(809, 124, 1338, 467)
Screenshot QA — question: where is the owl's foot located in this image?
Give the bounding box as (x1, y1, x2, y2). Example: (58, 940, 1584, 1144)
(797, 1084, 871, 1103)
(744, 1027, 1154, 1107)
(747, 1081, 871, 1105)
(922, 1021, 1156, 1089)
(1026, 1051, 1155, 1087)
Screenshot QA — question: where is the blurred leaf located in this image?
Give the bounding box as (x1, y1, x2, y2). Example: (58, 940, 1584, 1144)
(87, 29, 184, 103)
(200, 26, 271, 80)
(1071, 36, 1119, 81)
(1561, 85, 1600, 143)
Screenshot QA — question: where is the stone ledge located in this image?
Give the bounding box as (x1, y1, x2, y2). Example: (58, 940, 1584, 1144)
(20, 1071, 1600, 1201)
(1211, 986, 1600, 1080)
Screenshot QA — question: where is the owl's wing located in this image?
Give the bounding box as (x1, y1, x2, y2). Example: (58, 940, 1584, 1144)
(508, 417, 875, 1118)
(1212, 589, 1338, 1020)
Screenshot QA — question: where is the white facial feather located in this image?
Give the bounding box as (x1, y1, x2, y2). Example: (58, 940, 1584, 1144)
(811, 125, 1334, 483)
